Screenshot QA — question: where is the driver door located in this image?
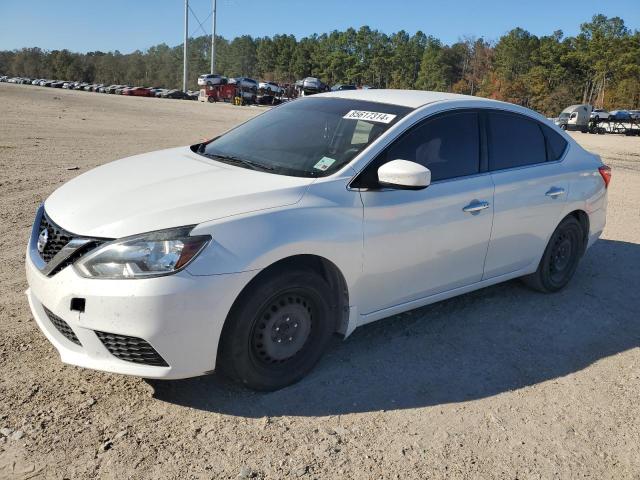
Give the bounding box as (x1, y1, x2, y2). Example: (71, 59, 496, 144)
(355, 110, 495, 316)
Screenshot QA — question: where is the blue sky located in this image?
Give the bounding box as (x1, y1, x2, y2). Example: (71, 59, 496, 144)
(0, 0, 638, 53)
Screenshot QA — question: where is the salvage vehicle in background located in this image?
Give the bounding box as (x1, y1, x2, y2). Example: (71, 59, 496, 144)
(300, 76, 328, 95)
(121, 86, 148, 96)
(104, 85, 124, 94)
(590, 108, 610, 120)
(258, 81, 284, 96)
(198, 74, 227, 86)
(608, 110, 632, 121)
(231, 77, 259, 92)
(162, 89, 190, 99)
(26, 90, 609, 391)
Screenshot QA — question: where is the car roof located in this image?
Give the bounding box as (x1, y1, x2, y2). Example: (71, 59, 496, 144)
(313, 89, 502, 109)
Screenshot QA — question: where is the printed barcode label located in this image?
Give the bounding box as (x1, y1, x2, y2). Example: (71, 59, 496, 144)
(343, 110, 397, 124)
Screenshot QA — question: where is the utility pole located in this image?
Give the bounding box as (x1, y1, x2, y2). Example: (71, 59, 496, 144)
(183, 0, 189, 92)
(210, 0, 217, 74)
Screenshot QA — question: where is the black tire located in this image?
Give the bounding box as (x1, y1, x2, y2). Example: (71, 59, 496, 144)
(560, 124, 567, 130)
(218, 268, 336, 391)
(522, 216, 584, 293)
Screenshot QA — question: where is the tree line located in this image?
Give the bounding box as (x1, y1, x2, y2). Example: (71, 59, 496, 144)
(1, 14, 638, 116)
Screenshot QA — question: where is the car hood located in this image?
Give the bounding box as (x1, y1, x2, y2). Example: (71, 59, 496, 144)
(45, 146, 315, 238)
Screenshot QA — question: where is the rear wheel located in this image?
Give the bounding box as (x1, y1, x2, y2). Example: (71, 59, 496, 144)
(218, 269, 335, 391)
(522, 216, 584, 293)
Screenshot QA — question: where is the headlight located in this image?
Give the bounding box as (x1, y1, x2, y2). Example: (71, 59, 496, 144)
(75, 226, 210, 279)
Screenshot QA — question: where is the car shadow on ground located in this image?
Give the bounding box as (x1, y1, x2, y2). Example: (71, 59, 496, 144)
(149, 239, 640, 417)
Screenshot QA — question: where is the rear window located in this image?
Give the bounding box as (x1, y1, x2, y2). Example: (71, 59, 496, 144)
(488, 112, 546, 171)
(541, 124, 568, 161)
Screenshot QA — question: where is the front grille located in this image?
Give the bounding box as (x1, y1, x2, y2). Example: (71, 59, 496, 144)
(32, 209, 107, 276)
(43, 307, 82, 346)
(38, 213, 73, 263)
(95, 331, 169, 367)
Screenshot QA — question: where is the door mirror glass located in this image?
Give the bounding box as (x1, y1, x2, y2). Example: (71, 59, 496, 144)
(377, 160, 431, 190)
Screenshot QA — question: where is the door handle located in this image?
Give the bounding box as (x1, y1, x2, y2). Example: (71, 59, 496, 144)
(545, 187, 565, 198)
(462, 200, 490, 214)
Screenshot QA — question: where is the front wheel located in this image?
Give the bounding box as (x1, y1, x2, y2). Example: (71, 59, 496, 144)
(218, 269, 336, 391)
(522, 216, 584, 293)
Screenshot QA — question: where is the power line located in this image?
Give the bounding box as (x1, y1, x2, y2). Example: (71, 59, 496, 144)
(188, 5, 212, 37)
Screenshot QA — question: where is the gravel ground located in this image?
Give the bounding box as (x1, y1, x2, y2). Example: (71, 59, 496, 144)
(0, 83, 639, 479)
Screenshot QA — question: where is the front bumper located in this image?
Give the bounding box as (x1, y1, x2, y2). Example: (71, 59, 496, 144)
(25, 252, 256, 379)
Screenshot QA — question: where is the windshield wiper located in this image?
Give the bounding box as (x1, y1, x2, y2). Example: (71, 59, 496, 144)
(201, 152, 274, 172)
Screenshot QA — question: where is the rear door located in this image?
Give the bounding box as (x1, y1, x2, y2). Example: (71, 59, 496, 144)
(483, 110, 570, 279)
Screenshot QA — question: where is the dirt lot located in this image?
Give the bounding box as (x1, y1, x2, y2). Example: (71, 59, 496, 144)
(1, 83, 639, 479)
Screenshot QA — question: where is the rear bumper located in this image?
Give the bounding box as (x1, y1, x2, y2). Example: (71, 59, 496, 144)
(26, 253, 256, 379)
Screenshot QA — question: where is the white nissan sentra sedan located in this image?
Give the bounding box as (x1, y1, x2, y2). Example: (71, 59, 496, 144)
(26, 90, 610, 391)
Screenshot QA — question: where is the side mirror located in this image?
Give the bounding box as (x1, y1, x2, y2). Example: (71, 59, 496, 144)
(377, 160, 431, 190)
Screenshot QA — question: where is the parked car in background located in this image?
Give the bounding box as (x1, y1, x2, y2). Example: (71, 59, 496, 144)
(130, 87, 154, 97)
(301, 77, 329, 95)
(104, 85, 123, 94)
(590, 108, 610, 120)
(629, 110, 640, 120)
(198, 74, 227, 86)
(162, 89, 189, 99)
(331, 84, 358, 91)
(115, 86, 132, 94)
(154, 88, 169, 98)
(258, 81, 284, 96)
(609, 110, 632, 121)
(51, 81, 65, 88)
(23, 90, 610, 391)
(231, 77, 259, 92)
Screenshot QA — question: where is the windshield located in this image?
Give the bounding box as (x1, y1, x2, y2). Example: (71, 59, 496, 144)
(198, 97, 411, 177)
(559, 112, 570, 119)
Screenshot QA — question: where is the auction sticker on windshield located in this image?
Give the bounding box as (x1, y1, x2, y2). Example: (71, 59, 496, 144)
(314, 157, 336, 171)
(343, 110, 397, 124)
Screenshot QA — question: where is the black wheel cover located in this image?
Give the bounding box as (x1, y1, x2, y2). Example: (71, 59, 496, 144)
(250, 290, 315, 365)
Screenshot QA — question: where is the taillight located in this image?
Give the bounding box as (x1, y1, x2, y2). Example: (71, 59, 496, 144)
(598, 165, 612, 189)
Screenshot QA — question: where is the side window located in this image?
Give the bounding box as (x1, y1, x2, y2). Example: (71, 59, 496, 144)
(541, 124, 568, 161)
(488, 112, 547, 170)
(384, 111, 480, 182)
